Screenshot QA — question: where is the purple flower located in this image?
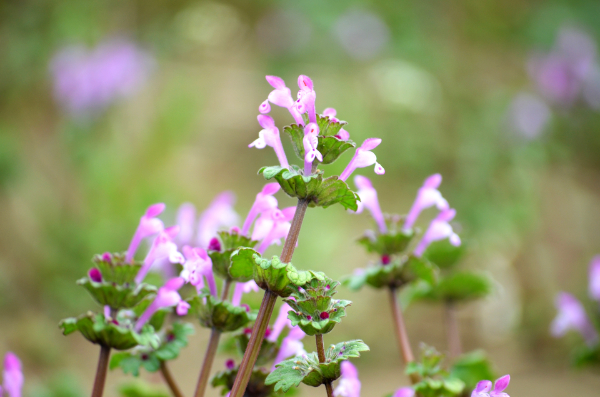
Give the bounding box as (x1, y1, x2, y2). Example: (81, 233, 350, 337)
(253, 207, 295, 254)
(249, 115, 290, 168)
(271, 326, 306, 370)
(333, 361, 361, 397)
(352, 175, 387, 233)
(259, 99, 271, 114)
(267, 303, 293, 343)
(197, 192, 239, 248)
(175, 203, 196, 247)
(241, 183, 280, 236)
(135, 277, 189, 331)
(181, 246, 217, 296)
(413, 208, 461, 257)
(322, 108, 350, 140)
(551, 292, 598, 346)
(2, 352, 23, 397)
(589, 255, 600, 302)
(339, 138, 385, 181)
(472, 375, 510, 397)
(303, 123, 322, 175)
(50, 39, 153, 117)
(265, 76, 305, 125)
(135, 226, 185, 284)
(295, 75, 317, 124)
(403, 174, 449, 230)
(126, 203, 166, 263)
(393, 388, 415, 397)
(231, 280, 259, 306)
(507, 92, 551, 140)
(89, 268, 102, 283)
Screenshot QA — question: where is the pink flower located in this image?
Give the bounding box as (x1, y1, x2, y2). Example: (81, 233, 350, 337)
(231, 280, 260, 306)
(333, 361, 361, 397)
(339, 138, 385, 181)
(175, 203, 196, 247)
(241, 183, 281, 236)
(471, 380, 492, 397)
(259, 99, 271, 114)
(253, 207, 295, 254)
(352, 175, 387, 233)
(271, 326, 306, 370)
(126, 203, 166, 263)
(403, 174, 449, 230)
(589, 255, 600, 302)
(265, 76, 304, 125)
(295, 75, 317, 124)
(181, 246, 217, 296)
(413, 208, 461, 257)
(551, 292, 598, 346)
(267, 303, 293, 343)
(303, 123, 322, 175)
(135, 226, 185, 284)
(249, 115, 289, 168)
(2, 352, 23, 397)
(393, 388, 415, 397)
(322, 108, 350, 140)
(197, 192, 239, 248)
(472, 375, 511, 397)
(135, 277, 189, 331)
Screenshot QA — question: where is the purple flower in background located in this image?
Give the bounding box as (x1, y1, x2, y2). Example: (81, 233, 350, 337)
(589, 256, 600, 302)
(413, 208, 461, 257)
(352, 175, 387, 233)
(2, 352, 23, 397)
(253, 207, 295, 254)
(472, 375, 510, 397)
(197, 192, 239, 248)
(265, 76, 305, 125)
(126, 203, 166, 263)
(339, 138, 385, 181)
(295, 75, 317, 124)
(241, 183, 280, 236)
(303, 123, 322, 175)
(507, 92, 551, 140)
(551, 292, 598, 346)
(181, 246, 217, 296)
(393, 388, 415, 397)
(136, 277, 189, 331)
(333, 361, 361, 397)
(231, 280, 259, 306)
(135, 226, 185, 284)
(267, 303, 293, 343)
(322, 108, 350, 140)
(50, 38, 153, 117)
(403, 174, 449, 230)
(249, 115, 290, 168)
(176, 203, 196, 247)
(271, 326, 306, 370)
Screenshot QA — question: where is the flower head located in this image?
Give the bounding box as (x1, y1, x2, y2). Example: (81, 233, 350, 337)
(135, 226, 185, 284)
(249, 115, 289, 168)
(589, 255, 600, 302)
(551, 292, 598, 346)
(413, 208, 460, 257)
(197, 192, 239, 248)
(126, 203, 166, 263)
(295, 75, 317, 124)
(271, 326, 306, 370)
(135, 277, 189, 331)
(353, 175, 387, 233)
(472, 375, 511, 397)
(181, 246, 217, 296)
(339, 138, 385, 181)
(231, 280, 260, 306)
(403, 174, 449, 230)
(333, 361, 361, 397)
(265, 76, 304, 125)
(2, 352, 23, 397)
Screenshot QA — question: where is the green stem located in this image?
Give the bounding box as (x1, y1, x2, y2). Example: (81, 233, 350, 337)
(193, 328, 222, 397)
(160, 361, 185, 397)
(91, 345, 111, 397)
(221, 279, 231, 301)
(444, 300, 462, 359)
(388, 287, 419, 384)
(315, 334, 334, 397)
(229, 199, 309, 397)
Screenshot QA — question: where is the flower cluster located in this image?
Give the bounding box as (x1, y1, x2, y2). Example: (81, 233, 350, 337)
(1, 353, 23, 397)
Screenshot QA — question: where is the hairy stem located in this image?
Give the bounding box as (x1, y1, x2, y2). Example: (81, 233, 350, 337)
(91, 345, 111, 397)
(221, 279, 231, 301)
(316, 334, 334, 397)
(388, 287, 419, 384)
(444, 300, 462, 359)
(229, 199, 309, 397)
(193, 328, 222, 397)
(160, 361, 185, 397)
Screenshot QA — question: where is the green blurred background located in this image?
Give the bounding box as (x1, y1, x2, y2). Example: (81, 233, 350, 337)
(1, 0, 600, 395)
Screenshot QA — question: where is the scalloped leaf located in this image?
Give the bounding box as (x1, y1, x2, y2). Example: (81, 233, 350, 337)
(93, 253, 142, 284)
(357, 230, 415, 256)
(229, 247, 258, 282)
(77, 278, 157, 309)
(431, 272, 491, 302)
(189, 293, 253, 332)
(423, 239, 467, 270)
(310, 176, 359, 211)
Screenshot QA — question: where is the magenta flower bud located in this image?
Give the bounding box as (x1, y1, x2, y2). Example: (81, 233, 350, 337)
(551, 292, 598, 346)
(339, 138, 384, 181)
(259, 99, 271, 114)
(241, 183, 280, 236)
(333, 361, 361, 397)
(589, 255, 600, 302)
(89, 268, 102, 283)
(352, 175, 387, 233)
(272, 326, 306, 369)
(126, 203, 166, 263)
(225, 359, 236, 370)
(101, 252, 112, 262)
(264, 328, 272, 339)
(208, 237, 221, 252)
(381, 255, 391, 265)
(249, 115, 289, 169)
(306, 315, 312, 320)
(413, 209, 461, 257)
(320, 312, 330, 320)
(404, 174, 449, 230)
(231, 280, 259, 306)
(267, 303, 292, 342)
(197, 192, 239, 248)
(240, 304, 251, 312)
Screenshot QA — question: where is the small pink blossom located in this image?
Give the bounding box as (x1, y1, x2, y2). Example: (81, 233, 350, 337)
(551, 292, 598, 346)
(181, 246, 217, 296)
(265, 75, 305, 125)
(303, 123, 322, 175)
(403, 174, 449, 230)
(249, 115, 289, 168)
(413, 208, 461, 257)
(2, 352, 23, 397)
(267, 303, 293, 343)
(175, 203, 196, 247)
(589, 255, 600, 302)
(135, 277, 189, 331)
(472, 375, 510, 397)
(135, 226, 185, 284)
(352, 175, 387, 233)
(271, 326, 306, 370)
(295, 75, 317, 124)
(126, 203, 166, 263)
(197, 192, 239, 248)
(231, 280, 260, 306)
(333, 361, 361, 397)
(253, 207, 295, 254)
(339, 138, 384, 181)
(241, 183, 280, 236)
(393, 388, 415, 397)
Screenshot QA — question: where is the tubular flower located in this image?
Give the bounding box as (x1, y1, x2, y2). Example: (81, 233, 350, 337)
(403, 174, 449, 230)
(197, 192, 239, 248)
(322, 108, 350, 140)
(259, 99, 271, 114)
(181, 246, 217, 296)
(175, 203, 196, 247)
(231, 280, 260, 306)
(265, 75, 304, 125)
(249, 115, 290, 169)
(339, 138, 385, 181)
(271, 326, 307, 370)
(241, 183, 281, 236)
(295, 75, 317, 124)
(472, 375, 511, 397)
(589, 255, 600, 302)
(333, 361, 361, 397)
(135, 226, 185, 284)
(135, 277, 189, 331)
(352, 175, 387, 233)
(2, 352, 23, 397)
(126, 203, 166, 263)
(303, 123, 322, 175)
(253, 207, 295, 254)
(471, 380, 492, 397)
(413, 208, 461, 257)
(551, 292, 598, 346)
(393, 388, 415, 397)
(267, 303, 293, 343)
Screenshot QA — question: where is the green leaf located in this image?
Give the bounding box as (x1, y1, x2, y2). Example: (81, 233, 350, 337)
(310, 176, 359, 211)
(118, 380, 170, 397)
(432, 272, 491, 302)
(93, 252, 142, 284)
(357, 229, 415, 256)
(450, 350, 495, 390)
(77, 278, 157, 310)
(341, 271, 368, 291)
(189, 293, 253, 332)
(424, 240, 466, 269)
(229, 248, 258, 282)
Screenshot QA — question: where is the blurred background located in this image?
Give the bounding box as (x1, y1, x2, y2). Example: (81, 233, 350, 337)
(1, 0, 600, 395)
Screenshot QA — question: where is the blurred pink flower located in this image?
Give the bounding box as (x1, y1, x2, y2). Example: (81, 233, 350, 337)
(413, 208, 461, 257)
(339, 138, 385, 181)
(404, 174, 448, 230)
(231, 280, 259, 306)
(126, 203, 166, 263)
(197, 192, 239, 248)
(135, 226, 184, 284)
(2, 352, 23, 397)
(135, 277, 189, 331)
(241, 183, 280, 236)
(181, 246, 217, 296)
(271, 326, 306, 370)
(352, 175, 387, 233)
(589, 256, 600, 302)
(551, 292, 598, 346)
(333, 361, 361, 397)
